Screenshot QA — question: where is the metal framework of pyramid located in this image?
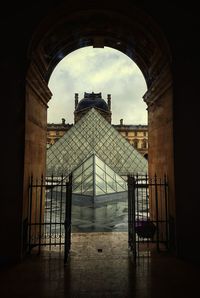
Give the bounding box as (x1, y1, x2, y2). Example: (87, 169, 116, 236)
(72, 154, 127, 197)
(46, 108, 148, 177)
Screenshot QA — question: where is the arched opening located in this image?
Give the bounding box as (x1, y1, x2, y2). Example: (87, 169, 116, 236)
(24, 3, 174, 256)
(45, 46, 148, 239)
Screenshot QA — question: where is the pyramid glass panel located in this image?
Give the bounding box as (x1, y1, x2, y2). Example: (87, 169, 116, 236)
(71, 154, 127, 197)
(95, 186, 106, 196)
(46, 108, 147, 177)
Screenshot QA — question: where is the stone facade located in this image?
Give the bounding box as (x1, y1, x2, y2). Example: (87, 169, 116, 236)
(47, 118, 73, 147)
(113, 121, 148, 158)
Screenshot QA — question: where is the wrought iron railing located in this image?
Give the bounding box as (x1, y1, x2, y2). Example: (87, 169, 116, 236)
(27, 174, 72, 263)
(128, 174, 169, 258)
(27, 172, 169, 262)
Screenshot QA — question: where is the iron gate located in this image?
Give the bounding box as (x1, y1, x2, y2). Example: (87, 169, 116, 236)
(128, 175, 136, 258)
(128, 174, 169, 258)
(27, 172, 168, 261)
(27, 174, 72, 264)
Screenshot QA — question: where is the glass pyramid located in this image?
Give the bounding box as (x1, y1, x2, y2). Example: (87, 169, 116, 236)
(46, 108, 148, 177)
(72, 154, 127, 197)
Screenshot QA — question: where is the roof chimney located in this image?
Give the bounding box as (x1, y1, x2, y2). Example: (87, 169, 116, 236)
(75, 93, 79, 109)
(120, 119, 123, 125)
(107, 94, 111, 111)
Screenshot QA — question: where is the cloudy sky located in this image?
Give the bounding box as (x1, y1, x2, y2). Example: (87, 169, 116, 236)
(47, 46, 148, 125)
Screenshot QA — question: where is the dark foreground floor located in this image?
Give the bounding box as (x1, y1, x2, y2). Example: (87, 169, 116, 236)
(0, 232, 199, 298)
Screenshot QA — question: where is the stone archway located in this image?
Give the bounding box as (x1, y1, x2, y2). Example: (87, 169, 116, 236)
(24, 2, 174, 248)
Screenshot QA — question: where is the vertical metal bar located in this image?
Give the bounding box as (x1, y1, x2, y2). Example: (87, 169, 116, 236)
(141, 176, 145, 248)
(128, 175, 136, 260)
(136, 174, 139, 222)
(128, 175, 130, 248)
(131, 176, 134, 254)
(64, 179, 68, 264)
(132, 175, 136, 260)
(145, 174, 149, 219)
(155, 174, 160, 251)
(64, 177, 70, 264)
(128, 175, 132, 251)
(145, 174, 150, 251)
(28, 176, 33, 253)
(164, 174, 169, 249)
(131, 175, 133, 252)
(136, 174, 139, 257)
(49, 174, 53, 248)
(54, 181, 58, 246)
(68, 174, 72, 252)
(38, 174, 43, 254)
(59, 174, 63, 249)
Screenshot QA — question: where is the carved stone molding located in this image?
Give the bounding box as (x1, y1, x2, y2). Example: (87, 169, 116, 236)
(26, 55, 52, 107)
(28, 7, 171, 86)
(143, 64, 172, 107)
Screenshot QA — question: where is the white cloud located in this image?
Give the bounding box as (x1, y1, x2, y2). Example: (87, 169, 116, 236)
(48, 46, 147, 124)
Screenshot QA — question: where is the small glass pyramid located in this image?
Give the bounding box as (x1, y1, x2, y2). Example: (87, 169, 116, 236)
(72, 154, 127, 197)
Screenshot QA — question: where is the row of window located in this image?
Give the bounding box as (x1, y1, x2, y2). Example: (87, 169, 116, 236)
(131, 139, 148, 149)
(48, 131, 65, 136)
(124, 131, 148, 137)
(47, 129, 148, 137)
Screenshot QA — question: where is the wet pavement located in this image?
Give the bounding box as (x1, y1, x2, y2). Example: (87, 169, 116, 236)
(0, 232, 200, 298)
